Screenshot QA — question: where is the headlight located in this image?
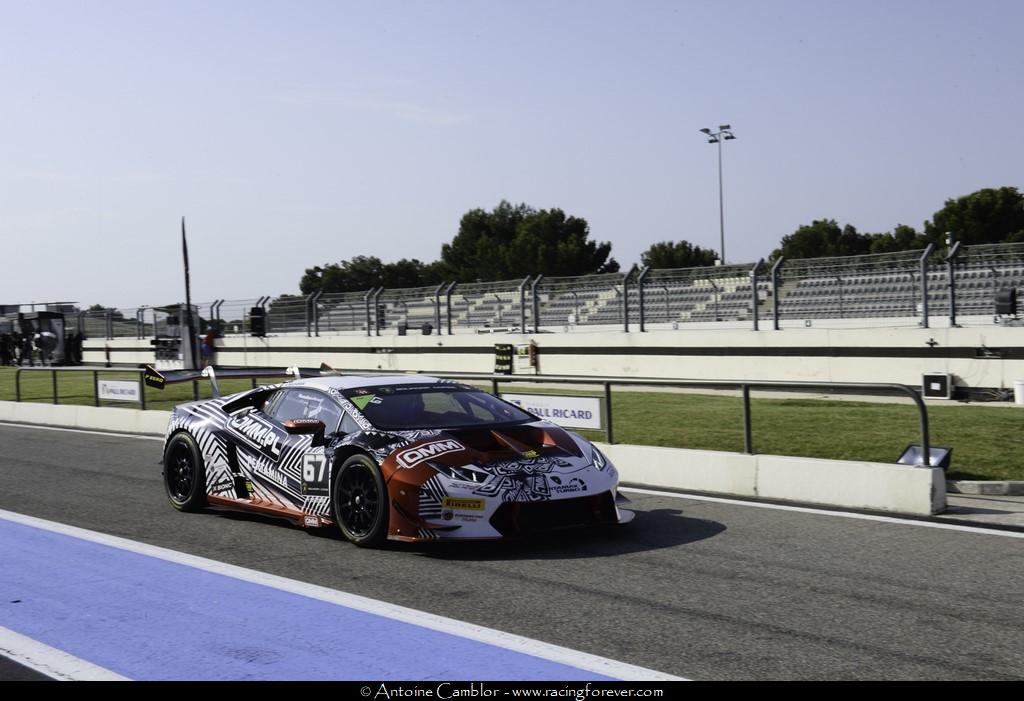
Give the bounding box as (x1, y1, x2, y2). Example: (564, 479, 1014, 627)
(428, 462, 489, 483)
(591, 446, 608, 471)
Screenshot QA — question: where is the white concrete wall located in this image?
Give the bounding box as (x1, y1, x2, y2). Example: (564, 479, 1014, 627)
(0, 401, 170, 436)
(597, 442, 945, 515)
(86, 324, 1024, 390)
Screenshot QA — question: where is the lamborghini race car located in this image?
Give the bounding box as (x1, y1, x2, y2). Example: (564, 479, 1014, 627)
(152, 366, 633, 546)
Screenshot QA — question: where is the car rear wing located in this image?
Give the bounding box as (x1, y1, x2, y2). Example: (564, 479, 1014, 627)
(143, 363, 341, 398)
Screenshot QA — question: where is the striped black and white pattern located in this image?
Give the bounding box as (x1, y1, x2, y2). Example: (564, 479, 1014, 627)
(418, 475, 447, 520)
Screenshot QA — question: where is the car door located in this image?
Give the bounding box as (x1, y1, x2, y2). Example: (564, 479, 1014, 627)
(261, 388, 344, 503)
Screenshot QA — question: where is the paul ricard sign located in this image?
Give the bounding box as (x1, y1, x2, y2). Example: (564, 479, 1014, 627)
(500, 394, 602, 431)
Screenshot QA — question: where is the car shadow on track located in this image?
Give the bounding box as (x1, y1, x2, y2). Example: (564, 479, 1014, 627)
(402, 508, 725, 561)
(200, 506, 724, 560)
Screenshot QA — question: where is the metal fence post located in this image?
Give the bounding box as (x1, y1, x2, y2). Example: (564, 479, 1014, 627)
(445, 282, 457, 335)
(364, 288, 375, 337)
(93, 370, 99, 407)
(15, 369, 20, 402)
(604, 382, 614, 444)
(622, 270, 631, 333)
(305, 292, 315, 337)
(52, 370, 59, 405)
(433, 283, 444, 333)
(742, 384, 753, 453)
(919, 243, 935, 328)
(518, 276, 531, 332)
(750, 259, 763, 331)
(530, 275, 544, 334)
(373, 287, 384, 336)
(637, 266, 650, 332)
(946, 240, 961, 327)
(771, 257, 785, 330)
(312, 290, 323, 337)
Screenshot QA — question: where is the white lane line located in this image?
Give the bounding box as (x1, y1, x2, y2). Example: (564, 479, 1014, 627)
(0, 626, 129, 681)
(622, 487, 1024, 539)
(0, 508, 684, 682)
(0, 421, 164, 441)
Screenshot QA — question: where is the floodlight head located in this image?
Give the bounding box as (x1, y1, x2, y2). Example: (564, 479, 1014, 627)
(700, 127, 712, 135)
(719, 123, 731, 130)
(724, 133, 736, 140)
(707, 137, 719, 144)
(896, 444, 952, 469)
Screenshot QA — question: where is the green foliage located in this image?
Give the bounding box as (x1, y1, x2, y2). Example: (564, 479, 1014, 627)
(300, 256, 448, 294)
(923, 187, 1024, 246)
(441, 201, 618, 281)
(640, 240, 719, 269)
(771, 219, 873, 259)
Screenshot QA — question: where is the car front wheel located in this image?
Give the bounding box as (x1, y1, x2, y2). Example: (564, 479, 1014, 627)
(332, 454, 388, 547)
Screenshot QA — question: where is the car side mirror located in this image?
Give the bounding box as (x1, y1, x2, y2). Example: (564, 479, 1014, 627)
(283, 418, 326, 448)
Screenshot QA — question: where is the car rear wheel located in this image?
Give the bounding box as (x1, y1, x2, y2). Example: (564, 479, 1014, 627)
(164, 432, 207, 512)
(332, 454, 388, 547)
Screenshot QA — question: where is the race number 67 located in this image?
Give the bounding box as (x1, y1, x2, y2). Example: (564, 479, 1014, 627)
(303, 455, 327, 483)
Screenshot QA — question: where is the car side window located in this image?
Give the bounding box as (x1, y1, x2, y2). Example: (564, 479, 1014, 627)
(266, 389, 343, 432)
(339, 412, 360, 435)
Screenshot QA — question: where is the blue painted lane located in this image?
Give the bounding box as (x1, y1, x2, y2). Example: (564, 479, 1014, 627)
(0, 519, 609, 681)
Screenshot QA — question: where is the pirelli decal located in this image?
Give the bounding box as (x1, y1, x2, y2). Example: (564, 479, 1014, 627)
(442, 497, 485, 511)
(396, 440, 465, 468)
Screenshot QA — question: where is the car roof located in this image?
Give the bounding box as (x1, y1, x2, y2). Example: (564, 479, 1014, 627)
(286, 374, 449, 392)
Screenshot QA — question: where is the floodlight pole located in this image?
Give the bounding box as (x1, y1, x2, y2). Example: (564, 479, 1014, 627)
(700, 124, 736, 264)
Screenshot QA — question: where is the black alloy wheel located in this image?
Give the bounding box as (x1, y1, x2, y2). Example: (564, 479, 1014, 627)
(332, 454, 388, 547)
(163, 433, 207, 512)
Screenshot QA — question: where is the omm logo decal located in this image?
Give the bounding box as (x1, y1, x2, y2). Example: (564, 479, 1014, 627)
(396, 439, 465, 468)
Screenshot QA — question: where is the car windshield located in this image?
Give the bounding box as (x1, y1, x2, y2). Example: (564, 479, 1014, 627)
(343, 384, 534, 430)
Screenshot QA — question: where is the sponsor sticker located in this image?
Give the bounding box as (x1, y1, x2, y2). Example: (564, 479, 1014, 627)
(303, 514, 320, 527)
(395, 439, 465, 468)
(442, 497, 485, 511)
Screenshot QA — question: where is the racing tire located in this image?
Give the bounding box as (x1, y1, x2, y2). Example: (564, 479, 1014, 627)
(163, 432, 208, 512)
(332, 454, 388, 547)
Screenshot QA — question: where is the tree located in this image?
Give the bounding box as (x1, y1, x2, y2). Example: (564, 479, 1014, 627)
(86, 304, 124, 320)
(640, 240, 718, 269)
(441, 201, 618, 280)
(867, 224, 921, 254)
(300, 256, 448, 294)
(771, 220, 872, 259)
(923, 187, 1024, 246)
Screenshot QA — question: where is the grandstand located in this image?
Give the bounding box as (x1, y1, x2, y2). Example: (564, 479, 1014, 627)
(44, 240, 1024, 339)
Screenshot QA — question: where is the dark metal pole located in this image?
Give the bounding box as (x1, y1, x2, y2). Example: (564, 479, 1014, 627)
(52, 370, 58, 405)
(518, 276, 531, 331)
(93, 370, 99, 407)
(947, 241, 961, 327)
(742, 384, 753, 454)
(919, 244, 935, 328)
(637, 266, 650, 332)
(530, 275, 544, 334)
(181, 217, 199, 370)
(373, 287, 384, 336)
(433, 283, 444, 333)
(364, 288, 374, 337)
(750, 260, 763, 331)
(604, 382, 614, 444)
(305, 292, 315, 337)
(312, 290, 323, 337)
(445, 282, 457, 335)
(622, 270, 631, 333)
(15, 369, 20, 402)
(770, 257, 785, 330)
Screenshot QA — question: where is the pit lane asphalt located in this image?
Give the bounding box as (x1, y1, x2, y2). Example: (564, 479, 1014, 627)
(1, 424, 1022, 681)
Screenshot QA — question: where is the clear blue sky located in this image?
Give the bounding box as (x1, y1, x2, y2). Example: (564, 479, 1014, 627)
(2, 0, 1021, 307)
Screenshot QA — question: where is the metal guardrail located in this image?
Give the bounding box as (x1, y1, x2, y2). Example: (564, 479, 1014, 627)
(13, 367, 264, 410)
(11, 367, 933, 465)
